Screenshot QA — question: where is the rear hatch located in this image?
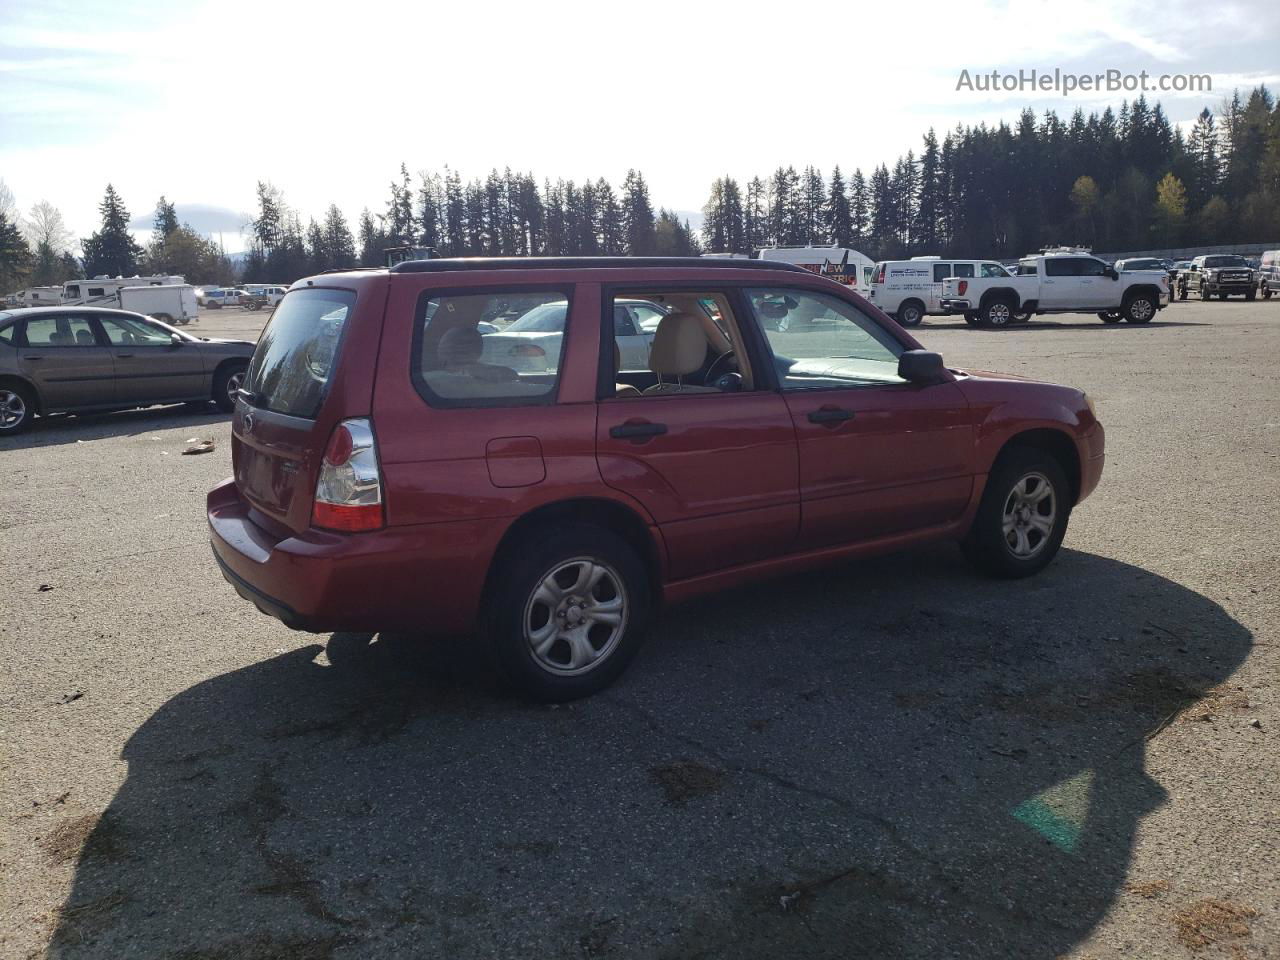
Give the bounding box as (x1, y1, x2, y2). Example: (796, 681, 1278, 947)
(233, 287, 358, 533)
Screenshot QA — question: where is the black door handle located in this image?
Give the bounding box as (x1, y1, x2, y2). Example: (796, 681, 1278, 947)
(25, 355, 43, 361)
(610, 421, 667, 439)
(116, 353, 134, 358)
(808, 407, 853, 424)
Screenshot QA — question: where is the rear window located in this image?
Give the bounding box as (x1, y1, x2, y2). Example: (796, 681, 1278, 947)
(244, 288, 354, 418)
(412, 290, 569, 407)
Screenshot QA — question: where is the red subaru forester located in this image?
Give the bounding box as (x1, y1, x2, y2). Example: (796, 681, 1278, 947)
(208, 257, 1104, 700)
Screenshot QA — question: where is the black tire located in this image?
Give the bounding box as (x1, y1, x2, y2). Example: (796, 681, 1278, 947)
(979, 298, 1015, 327)
(152, 312, 174, 325)
(1245, 289, 1256, 301)
(1199, 285, 1210, 300)
(1098, 311, 1123, 324)
(0, 381, 36, 435)
(1218, 291, 1228, 300)
(212, 361, 248, 413)
(1123, 294, 1156, 324)
(482, 522, 651, 701)
(961, 446, 1070, 579)
(1264, 286, 1273, 300)
(1178, 284, 1188, 300)
(896, 300, 925, 327)
(963, 312, 979, 326)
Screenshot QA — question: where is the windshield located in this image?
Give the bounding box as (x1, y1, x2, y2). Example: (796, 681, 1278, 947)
(244, 288, 354, 418)
(505, 302, 568, 333)
(1204, 256, 1247, 268)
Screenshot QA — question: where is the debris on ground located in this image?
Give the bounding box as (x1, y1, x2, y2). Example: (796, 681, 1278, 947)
(38, 583, 53, 592)
(1126, 878, 1171, 899)
(58, 692, 83, 705)
(1179, 684, 1250, 723)
(182, 438, 216, 455)
(1171, 898, 1258, 950)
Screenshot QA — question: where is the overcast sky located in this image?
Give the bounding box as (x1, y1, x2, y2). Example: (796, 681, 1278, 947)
(1, 0, 1275, 252)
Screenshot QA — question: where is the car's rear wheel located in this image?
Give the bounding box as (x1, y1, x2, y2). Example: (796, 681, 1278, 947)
(0, 382, 35, 435)
(980, 298, 1014, 327)
(482, 523, 650, 701)
(896, 300, 925, 327)
(1245, 288, 1256, 301)
(1264, 285, 1273, 300)
(962, 446, 1070, 578)
(213, 362, 247, 413)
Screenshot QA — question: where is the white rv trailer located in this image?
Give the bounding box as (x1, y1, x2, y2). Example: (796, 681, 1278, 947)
(755, 246, 875, 295)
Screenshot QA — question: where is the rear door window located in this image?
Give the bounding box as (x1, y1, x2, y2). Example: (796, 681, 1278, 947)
(952, 263, 975, 278)
(20, 314, 99, 347)
(932, 263, 953, 282)
(244, 288, 354, 418)
(413, 290, 570, 407)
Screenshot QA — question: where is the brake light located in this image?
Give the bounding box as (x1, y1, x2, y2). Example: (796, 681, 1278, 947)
(958, 280, 968, 296)
(312, 418, 383, 532)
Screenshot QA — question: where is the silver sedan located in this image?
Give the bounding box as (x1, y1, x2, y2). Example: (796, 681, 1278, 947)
(0, 306, 256, 435)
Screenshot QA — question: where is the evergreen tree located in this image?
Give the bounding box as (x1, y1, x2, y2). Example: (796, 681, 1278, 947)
(721, 178, 746, 253)
(744, 177, 767, 252)
(357, 208, 384, 266)
(826, 166, 852, 247)
(621, 170, 656, 255)
(0, 211, 31, 290)
(849, 169, 870, 248)
(153, 196, 178, 243)
(322, 205, 356, 270)
(81, 184, 142, 277)
(597, 178, 625, 255)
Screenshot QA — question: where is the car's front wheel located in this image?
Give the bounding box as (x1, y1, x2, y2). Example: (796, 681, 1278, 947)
(1123, 294, 1156, 323)
(1098, 311, 1123, 323)
(0, 382, 35, 435)
(962, 446, 1070, 578)
(483, 523, 651, 701)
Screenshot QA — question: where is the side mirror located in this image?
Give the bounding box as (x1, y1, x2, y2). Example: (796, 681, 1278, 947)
(1105, 267, 1118, 280)
(170, 333, 184, 346)
(898, 349, 948, 384)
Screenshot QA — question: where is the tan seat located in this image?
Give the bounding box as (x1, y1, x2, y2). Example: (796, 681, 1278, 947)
(613, 343, 641, 398)
(642, 312, 718, 395)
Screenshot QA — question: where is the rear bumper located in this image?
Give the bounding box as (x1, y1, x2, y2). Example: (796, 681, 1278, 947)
(207, 478, 503, 634)
(939, 299, 971, 313)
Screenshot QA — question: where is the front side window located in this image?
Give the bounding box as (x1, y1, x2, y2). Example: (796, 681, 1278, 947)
(65, 284, 80, 299)
(747, 288, 905, 390)
(21, 315, 99, 347)
(98, 314, 172, 346)
(414, 290, 568, 406)
(1079, 258, 1108, 277)
(981, 263, 1009, 278)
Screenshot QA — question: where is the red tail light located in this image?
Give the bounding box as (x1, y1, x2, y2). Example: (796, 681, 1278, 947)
(958, 280, 968, 296)
(312, 418, 384, 532)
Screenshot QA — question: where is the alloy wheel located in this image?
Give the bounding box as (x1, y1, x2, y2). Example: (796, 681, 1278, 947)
(523, 557, 627, 676)
(0, 389, 26, 430)
(226, 369, 245, 403)
(987, 302, 1011, 325)
(1002, 472, 1057, 559)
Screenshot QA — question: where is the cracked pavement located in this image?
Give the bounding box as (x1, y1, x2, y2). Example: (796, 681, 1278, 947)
(2, 302, 1277, 959)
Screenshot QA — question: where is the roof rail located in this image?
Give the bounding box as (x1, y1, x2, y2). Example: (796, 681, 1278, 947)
(387, 256, 811, 274)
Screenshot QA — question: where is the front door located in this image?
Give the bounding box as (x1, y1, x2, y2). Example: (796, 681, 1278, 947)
(15, 313, 116, 411)
(94, 313, 207, 403)
(743, 287, 975, 550)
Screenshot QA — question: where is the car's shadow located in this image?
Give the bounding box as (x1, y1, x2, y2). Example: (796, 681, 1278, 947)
(47, 545, 1251, 959)
(0, 404, 228, 450)
(923, 318, 1209, 331)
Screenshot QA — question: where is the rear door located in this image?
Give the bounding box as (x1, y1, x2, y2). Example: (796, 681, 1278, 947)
(233, 287, 360, 533)
(929, 263, 955, 311)
(94, 313, 206, 403)
(743, 287, 973, 550)
(596, 289, 799, 580)
(17, 313, 116, 410)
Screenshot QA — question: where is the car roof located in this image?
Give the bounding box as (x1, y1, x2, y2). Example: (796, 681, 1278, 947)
(0, 305, 143, 319)
(385, 256, 811, 275)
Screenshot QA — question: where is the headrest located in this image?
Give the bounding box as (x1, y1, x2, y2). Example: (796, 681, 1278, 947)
(649, 312, 707, 378)
(437, 325, 483, 366)
(75, 329, 96, 345)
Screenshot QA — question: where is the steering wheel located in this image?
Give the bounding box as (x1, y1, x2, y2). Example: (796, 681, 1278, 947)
(704, 349, 737, 387)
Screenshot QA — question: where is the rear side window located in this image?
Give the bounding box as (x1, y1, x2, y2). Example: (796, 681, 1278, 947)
(932, 264, 953, 282)
(952, 263, 975, 278)
(413, 290, 569, 407)
(245, 288, 354, 418)
(21, 315, 98, 347)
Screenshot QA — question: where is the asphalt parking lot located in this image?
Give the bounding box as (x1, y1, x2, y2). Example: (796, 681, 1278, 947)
(2, 300, 1277, 960)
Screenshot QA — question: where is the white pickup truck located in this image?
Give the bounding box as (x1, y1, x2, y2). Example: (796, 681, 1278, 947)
(939, 252, 1169, 327)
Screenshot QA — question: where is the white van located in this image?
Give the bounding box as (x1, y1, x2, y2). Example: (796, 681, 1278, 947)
(868, 257, 1013, 326)
(756, 246, 875, 295)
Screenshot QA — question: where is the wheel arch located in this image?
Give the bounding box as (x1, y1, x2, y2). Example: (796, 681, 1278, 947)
(1122, 283, 1162, 304)
(996, 428, 1082, 505)
(978, 287, 1021, 309)
(484, 496, 665, 606)
(0, 373, 43, 414)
